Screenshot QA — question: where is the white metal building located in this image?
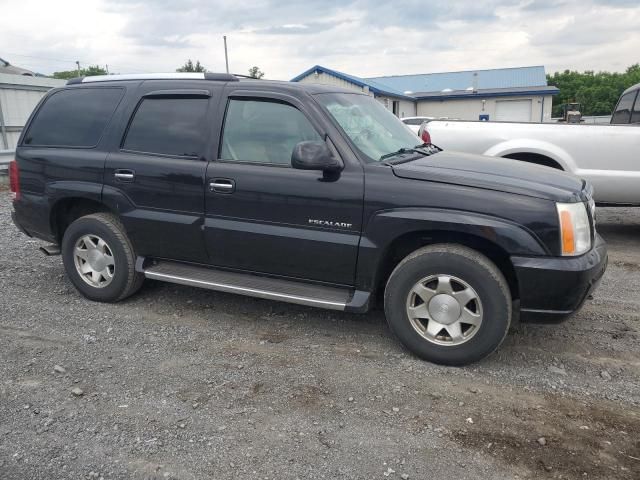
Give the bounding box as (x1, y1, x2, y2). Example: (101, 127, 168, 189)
(291, 65, 559, 122)
(0, 73, 65, 150)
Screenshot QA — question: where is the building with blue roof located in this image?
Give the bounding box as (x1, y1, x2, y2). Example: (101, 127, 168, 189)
(291, 65, 559, 122)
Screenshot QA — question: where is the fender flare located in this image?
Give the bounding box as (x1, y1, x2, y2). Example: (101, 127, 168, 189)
(482, 139, 575, 172)
(355, 207, 549, 291)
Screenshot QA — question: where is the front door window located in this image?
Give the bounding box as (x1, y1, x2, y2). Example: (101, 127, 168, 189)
(220, 99, 322, 165)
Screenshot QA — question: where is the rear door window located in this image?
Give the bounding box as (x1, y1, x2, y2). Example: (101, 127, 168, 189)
(122, 97, 209, 157)
(611, 91, 636, 124)
(23, 88, 123, 147)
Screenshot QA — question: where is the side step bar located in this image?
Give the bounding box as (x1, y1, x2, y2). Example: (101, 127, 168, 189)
(140, 259, 370, 312)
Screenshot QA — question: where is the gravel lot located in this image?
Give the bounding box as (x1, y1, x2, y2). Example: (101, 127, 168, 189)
(0, 187, 638, 480)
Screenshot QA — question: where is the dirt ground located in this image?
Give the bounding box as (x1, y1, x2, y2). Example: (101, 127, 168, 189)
(0, 189, 638, 480)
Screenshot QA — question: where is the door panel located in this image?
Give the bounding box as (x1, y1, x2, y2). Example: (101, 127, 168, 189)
(203, 93, 364, 286)
(204, 162, 363, 285)
(102, 87, 216, 264)
(104, 152, 209, 263)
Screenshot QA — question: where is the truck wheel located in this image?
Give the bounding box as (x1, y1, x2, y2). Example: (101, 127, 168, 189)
(384, 244, 511, 366)
(61, 213, 144, 302)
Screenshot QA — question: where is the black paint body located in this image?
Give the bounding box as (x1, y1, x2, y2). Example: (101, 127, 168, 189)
(12, 78, 607, 320)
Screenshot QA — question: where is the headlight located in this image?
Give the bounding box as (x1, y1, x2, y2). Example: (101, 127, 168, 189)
(556, 202, 591, 256)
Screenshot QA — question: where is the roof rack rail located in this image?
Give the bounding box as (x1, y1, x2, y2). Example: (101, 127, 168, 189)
(66, 72, 240, 85)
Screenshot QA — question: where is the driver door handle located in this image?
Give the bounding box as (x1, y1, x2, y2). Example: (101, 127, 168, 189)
(209, 178, 235, 193)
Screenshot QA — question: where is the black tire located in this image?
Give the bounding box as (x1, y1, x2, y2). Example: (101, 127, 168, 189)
(384, 244, 511, 366)
(62, 213, 144, 302)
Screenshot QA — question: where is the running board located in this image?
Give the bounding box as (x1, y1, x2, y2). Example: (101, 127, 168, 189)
(141, 260, 362, 311)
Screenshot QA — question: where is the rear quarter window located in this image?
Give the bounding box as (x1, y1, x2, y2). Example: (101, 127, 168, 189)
(611, 91, 637, 125)
(632, 92, 640, 124)
(23, 87, 124, 147)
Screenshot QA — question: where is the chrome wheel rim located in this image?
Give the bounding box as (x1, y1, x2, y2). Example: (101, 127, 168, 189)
(406, 274, 482, 346)
(73, 234, 115, 288)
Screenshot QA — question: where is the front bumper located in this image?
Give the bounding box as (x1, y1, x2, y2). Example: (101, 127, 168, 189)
(512, 233, 607, 323)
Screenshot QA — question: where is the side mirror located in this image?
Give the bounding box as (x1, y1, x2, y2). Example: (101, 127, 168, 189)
(291, 141, 344, 173)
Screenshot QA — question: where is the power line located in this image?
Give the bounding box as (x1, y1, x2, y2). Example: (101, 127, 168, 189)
(3, 52, 154, 73)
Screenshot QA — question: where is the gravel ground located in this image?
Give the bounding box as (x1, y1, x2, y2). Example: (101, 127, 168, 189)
(0, 188, 638, 480)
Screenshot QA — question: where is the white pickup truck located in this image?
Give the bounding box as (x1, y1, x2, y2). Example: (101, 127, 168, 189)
(421, 82, 640, 205)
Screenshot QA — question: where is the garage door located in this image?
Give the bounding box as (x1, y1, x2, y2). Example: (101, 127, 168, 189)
(495, 99, 532, 122)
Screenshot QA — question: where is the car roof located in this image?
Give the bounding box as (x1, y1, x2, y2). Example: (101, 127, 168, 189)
(622, 82, 640, 96)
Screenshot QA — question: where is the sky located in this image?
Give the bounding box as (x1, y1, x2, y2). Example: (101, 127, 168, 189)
(1, 0, 638, 80)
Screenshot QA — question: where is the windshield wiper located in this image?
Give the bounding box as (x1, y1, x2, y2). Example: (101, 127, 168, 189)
(413, 143, 441, 154)
(379, 147, 428, 162)
(380, 144, 441, 165)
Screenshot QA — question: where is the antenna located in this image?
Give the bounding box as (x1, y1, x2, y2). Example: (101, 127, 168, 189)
(223, 36, 229, 74)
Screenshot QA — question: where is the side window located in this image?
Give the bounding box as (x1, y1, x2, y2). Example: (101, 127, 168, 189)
(220, 99, 322, 165)
(611, 91, 636, 125)
(23, 88, 123, 147)
(123, 97, 209, 157)
(632, 92, 640, 124)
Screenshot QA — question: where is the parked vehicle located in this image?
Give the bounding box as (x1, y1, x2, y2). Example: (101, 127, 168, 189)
(10, 73, 607, 365)
(558, 103, 582, 123)
(401, 116, 435, 134)
(402, 116, 453, 134)
(421, 83, 640, 205)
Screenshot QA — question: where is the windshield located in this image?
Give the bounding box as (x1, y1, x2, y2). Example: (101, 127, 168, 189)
(315, 93, 423, 162)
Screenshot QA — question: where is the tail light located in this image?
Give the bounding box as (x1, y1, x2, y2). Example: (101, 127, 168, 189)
(9, 160, 20, 201)
(421, 128, 431, 144)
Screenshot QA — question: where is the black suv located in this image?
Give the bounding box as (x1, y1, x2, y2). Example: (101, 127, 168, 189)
(9, 73, 607, 365)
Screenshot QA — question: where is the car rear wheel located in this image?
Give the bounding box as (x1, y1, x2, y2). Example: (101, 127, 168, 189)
(62, 213, 143, 302)
(384, 244, 511, 366)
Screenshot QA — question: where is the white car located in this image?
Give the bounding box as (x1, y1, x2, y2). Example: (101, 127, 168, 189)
(421, 83, 640, 205)
(401, 116, 435, 134)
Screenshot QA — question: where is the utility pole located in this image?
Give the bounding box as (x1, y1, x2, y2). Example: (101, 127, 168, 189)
(75, 61, 81, 76)
(106, 64, 109, 75)
(223, 36, 229, 74)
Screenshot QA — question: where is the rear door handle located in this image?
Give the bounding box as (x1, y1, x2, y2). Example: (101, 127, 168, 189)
(114, 169, 135, 182)
(209, 178, 235, 193)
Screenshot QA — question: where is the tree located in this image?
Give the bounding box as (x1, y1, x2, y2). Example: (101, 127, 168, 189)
(52, 65, 107, 80)
(248, 66, 265, 79)
(546, 64, 640, 117)
(177, 59, 206, 72)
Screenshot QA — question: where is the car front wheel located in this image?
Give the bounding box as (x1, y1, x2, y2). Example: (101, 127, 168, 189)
(384, 244, 511, 366)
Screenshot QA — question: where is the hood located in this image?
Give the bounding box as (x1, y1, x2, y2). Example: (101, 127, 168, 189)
(391, 151, 586, 203)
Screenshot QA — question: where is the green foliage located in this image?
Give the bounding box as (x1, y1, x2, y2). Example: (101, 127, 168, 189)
(52, 65, 107, 80)
(248, 66, 265, 79)
(177, 59, 206, 73)
(547, 64, 640, 117)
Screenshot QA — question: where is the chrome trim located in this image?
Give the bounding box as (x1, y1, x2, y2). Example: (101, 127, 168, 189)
(114, 172, 135, 180)
(210, 182, 234, 190)
(144, 270, 347, 310)
(82, 73, 206, 83)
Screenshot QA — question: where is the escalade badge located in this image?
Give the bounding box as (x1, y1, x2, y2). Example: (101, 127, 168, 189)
(308, 219, 352, 229)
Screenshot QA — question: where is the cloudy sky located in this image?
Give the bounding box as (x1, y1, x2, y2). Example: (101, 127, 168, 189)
(1, 0, 638, 79)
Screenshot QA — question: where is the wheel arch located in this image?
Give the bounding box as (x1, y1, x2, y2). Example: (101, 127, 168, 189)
(483, 139, 574, 172)
(50, 197, 114, 243)
(359, 208, 548, 304)
(374, 230, 520, 303)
